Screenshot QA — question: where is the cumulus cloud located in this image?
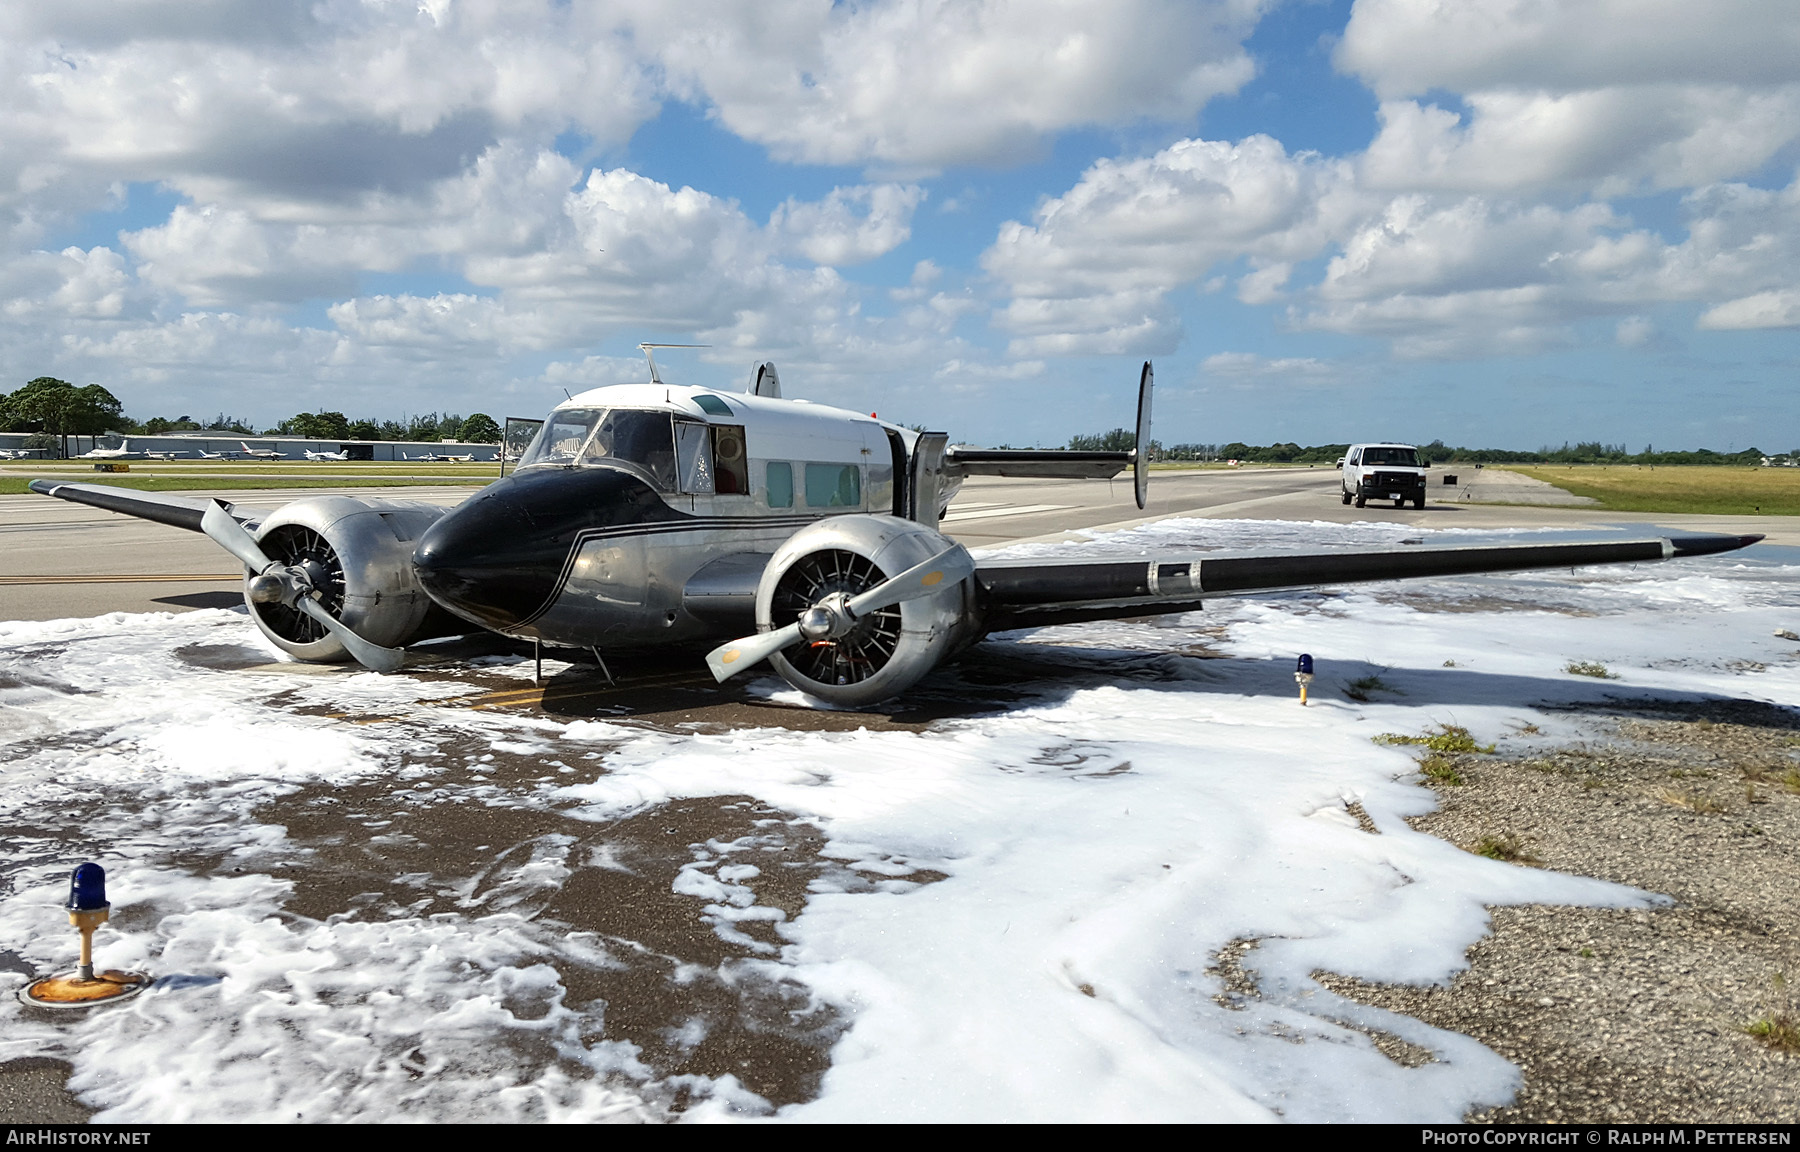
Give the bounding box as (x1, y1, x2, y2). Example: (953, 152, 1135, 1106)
(982, 135, 1361, 355)
(1698, 290, 1800, 330)
(770, 184, 926, 266)
(644, 0, 1266, 170)
(1342, 1, 1800, 194)
(1199, 352, 1359, 387)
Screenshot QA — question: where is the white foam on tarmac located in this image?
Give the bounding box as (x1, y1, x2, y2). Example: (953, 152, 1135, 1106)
(2, 521, 1796, 1122)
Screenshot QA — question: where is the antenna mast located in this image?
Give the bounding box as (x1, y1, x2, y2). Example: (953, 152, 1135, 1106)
(637, 343, 709, 386)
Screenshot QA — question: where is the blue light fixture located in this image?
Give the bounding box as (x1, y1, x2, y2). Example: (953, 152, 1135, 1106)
(67, 863, 108, 913)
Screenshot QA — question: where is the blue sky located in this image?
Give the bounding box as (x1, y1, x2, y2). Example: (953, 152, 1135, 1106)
(2, 1, 1797, 450)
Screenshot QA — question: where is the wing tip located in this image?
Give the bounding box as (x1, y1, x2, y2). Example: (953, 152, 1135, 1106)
(1669, 532, 1765, 557)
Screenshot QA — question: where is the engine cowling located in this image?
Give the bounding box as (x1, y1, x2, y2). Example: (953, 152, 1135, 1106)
(241, 496, 453, 663)
(757, 514, 981, 706)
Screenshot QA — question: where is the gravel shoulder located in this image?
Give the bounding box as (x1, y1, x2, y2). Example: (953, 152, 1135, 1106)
(1317, 698, 1800, 1123)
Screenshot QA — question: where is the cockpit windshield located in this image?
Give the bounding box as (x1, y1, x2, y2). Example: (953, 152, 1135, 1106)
(518, 407, 678, 489)
(1363, 446, 1422, 467)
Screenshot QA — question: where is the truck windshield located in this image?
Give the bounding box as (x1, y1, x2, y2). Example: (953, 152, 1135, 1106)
(518, 408, 677, 489)
(1363, 447, 1421, 467)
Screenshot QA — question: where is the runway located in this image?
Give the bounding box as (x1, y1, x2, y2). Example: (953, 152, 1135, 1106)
(4, 468, 1791, 621)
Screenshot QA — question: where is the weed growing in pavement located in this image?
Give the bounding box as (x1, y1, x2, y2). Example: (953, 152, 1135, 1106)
(1782, 769, 1800, 795)
(1374, 725, 1496, 754)
(1418, 755, 1465, 786)
(1746, 1015, 1800, 1052)
(1746, 974, 1800, 1054)
(1658, 787, 1726, 814)
(1471, 833, 1540, 865)
(1565, 661, 1618, 679)
(1578, 947, 1595, 959)
(1343, 674, 1396, 702)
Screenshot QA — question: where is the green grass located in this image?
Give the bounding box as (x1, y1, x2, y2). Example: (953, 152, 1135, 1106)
(1508, 464, 1800, 516)
(1565, 661, 1617, 679)
(2, 475, 492, 494)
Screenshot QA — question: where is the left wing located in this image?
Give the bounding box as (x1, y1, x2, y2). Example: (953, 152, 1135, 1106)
(28, 478, 260, 532)
(975, 531, 1762, 630)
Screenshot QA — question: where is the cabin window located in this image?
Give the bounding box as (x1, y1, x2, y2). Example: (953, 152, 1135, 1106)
(766, 462, 794, 507)
(711, 425, 749, 495)
(676, 422, 714, 494)
(693, 394, 734, 417)
(805, 463, 861, 508)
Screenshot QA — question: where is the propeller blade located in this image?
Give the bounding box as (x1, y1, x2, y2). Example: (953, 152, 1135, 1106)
(844, 545, 974, 618)
(294, 596, 405, 673)
(705, 622, 804, 683)
(200, 501, 275, 572)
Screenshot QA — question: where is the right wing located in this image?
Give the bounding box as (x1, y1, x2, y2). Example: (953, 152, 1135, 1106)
(975, 531, 1763, 630)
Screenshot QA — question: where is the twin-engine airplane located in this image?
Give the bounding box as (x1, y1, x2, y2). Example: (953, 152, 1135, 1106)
(31, 356, 1762, 706)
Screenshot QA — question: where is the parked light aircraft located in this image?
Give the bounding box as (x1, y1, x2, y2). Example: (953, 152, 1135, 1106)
(238, 442, 286, 461)
(30, 356, 1762, 705)
(79, 439, 146, 460)
(304, 448, 351, 462)
(146, 449, 187, 461)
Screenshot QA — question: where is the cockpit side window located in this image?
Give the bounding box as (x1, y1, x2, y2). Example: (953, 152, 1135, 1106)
(520, 409, 602, 467)
(582, 409, 676, 489)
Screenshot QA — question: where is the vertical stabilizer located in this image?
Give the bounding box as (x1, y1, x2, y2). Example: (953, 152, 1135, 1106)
(1133, 361, 1153, 510)
(749, 362, 782, 398)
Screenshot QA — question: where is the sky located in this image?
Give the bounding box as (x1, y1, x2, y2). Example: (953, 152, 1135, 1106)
(2, 0, 1797, 451)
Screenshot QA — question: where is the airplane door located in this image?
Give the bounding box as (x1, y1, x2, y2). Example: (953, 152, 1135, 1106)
(885, 428, 908, 517)
(909, 432, 948, 525)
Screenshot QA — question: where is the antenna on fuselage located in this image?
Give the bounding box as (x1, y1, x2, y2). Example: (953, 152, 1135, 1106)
(637, 343, 710, 386)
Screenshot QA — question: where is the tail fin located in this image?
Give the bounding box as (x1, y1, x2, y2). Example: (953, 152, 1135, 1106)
(1133, 361, 1153, 510)
(749, 362, 781, 398)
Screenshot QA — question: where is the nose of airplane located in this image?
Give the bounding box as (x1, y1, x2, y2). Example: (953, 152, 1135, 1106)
(413, 466, 676, 633)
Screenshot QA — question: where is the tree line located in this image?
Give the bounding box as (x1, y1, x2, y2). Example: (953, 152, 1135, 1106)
(1064, 428, 1775, 467)
(0, 377, 502, 451)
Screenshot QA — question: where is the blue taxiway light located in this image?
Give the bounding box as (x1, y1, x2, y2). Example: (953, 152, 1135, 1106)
(67, 862, 108, 912)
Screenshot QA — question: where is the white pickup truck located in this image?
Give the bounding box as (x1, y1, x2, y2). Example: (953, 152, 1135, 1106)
(1340, 443, 1428, 509)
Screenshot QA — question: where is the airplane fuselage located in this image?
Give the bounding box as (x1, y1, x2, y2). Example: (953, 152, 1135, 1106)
(414, 383, 940, 650)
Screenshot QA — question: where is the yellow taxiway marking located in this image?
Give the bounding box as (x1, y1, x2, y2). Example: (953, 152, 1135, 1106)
(1, 573, 241, 585)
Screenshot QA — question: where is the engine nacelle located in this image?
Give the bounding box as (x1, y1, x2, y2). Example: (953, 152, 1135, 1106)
(242, 496, 452, 663)
(757, 514, 982, 706)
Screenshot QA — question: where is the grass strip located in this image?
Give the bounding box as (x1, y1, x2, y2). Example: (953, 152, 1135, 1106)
(1507, 465, 1800, 516)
